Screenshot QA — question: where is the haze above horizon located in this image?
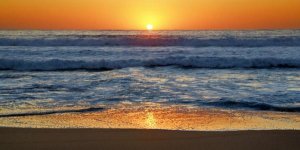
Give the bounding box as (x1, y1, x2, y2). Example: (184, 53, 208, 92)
(1, 0, 300, 30)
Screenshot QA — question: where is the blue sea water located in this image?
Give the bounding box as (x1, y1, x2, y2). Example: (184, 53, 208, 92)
(0, 30, 300, 116)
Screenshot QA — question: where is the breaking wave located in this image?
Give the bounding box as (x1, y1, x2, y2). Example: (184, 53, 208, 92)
(205, 100, 300, 112)
(1, 57, 300, 71)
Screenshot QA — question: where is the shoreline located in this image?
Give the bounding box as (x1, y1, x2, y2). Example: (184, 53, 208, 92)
(1, 106, 299, 130)
(1, 128, 299, 150)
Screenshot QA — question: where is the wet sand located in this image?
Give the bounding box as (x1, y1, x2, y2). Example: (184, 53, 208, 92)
(1, 106, 299, 150)
(1, 106, 299, 130)
(0, 128, 299, 150)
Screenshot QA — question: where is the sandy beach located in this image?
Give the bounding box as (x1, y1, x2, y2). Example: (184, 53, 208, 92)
(0, 128, 299, 150)
(1, 105, 299, 150)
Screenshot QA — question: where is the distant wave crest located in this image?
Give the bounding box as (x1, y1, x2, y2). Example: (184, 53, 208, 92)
(1, 56, 300, 71)
(1, 35, 300, 47)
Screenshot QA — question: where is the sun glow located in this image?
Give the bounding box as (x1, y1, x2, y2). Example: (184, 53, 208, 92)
(1, 0, 300, 30)
(146, 24, 153, 30)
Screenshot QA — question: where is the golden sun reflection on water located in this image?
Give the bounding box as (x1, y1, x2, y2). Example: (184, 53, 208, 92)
(146, 112, 156, 128)
(0, 104, 299, 130)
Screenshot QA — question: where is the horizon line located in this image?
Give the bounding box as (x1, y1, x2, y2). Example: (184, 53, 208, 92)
(1, 28, 300, 31)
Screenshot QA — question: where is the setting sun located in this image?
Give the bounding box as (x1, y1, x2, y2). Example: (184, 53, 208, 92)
(146, 24, 153, 30)
(1, 0, 300, 30)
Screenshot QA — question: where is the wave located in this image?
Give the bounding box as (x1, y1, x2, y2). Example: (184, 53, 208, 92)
(1, 35, 300, 47)
(1, 57, 300, 71)
(205, 100, 300, 112)
(0, 107, 104, 118)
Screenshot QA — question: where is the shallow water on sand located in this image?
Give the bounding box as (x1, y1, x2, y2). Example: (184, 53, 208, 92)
(1, 104, 299, 130)
(1, 67, 300, 116)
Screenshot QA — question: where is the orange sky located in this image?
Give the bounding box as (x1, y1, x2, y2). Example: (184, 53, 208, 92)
(0, 0, 300, 30)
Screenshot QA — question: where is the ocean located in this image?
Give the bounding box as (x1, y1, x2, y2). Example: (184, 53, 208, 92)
(0, 30, 300, 129)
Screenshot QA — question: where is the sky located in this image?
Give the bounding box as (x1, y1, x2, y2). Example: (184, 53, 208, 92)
(0, 0, 300, 30)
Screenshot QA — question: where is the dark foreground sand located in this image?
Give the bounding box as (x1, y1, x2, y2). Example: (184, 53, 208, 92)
(0, 128, 299, 150)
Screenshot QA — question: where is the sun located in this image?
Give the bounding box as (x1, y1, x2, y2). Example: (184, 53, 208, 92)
(146, 24, 153, 30)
